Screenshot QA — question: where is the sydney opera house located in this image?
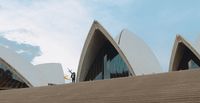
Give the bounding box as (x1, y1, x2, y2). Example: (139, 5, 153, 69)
(76, 21, 200, 82)
(1, 21, 200, 102)
(1, 20, 200, 93)
(76, 21, 162, 82)
(0, 46, 65, 90)
(0, 20, 164, 90)
(169, 35, 200, 71)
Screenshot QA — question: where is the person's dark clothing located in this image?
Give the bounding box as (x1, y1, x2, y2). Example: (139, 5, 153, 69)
(71, 72, 75, 83)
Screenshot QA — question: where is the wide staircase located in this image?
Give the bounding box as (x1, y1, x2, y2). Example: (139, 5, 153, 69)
(1, 69, 200, 103)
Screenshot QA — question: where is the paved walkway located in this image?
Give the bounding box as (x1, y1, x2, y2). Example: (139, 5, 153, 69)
(1, 70, 200, 103)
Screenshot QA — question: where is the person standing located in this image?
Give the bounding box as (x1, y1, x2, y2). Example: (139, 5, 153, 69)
(67, 68, 76, 83)
(71, 72, 75, 83)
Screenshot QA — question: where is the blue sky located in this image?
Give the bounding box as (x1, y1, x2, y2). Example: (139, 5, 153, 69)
(82, 0, 200, 71)
(0, 0, 200, 76)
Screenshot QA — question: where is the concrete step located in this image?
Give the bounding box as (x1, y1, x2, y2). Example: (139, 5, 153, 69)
(1, 69, 200, 103)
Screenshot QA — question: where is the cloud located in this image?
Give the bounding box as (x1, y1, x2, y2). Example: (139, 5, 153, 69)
(0, 0, 92, 76)
(0, 36, 41, 62)
(90, 0, 135, 7)
(2, 0, 199, 77)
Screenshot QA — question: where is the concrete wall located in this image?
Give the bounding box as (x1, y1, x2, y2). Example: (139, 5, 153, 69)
(34, 63, 65, 85)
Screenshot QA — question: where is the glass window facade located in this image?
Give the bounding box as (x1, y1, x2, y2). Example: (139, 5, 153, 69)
(188, 59, 200, 69)
(177, 43, 200, 70)
(0, 60, 28, 89)
(85, 42, 129, 81)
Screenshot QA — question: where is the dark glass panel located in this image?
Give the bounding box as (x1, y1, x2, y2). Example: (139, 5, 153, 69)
(0, 63, 28, 89)
(177, 43, 200, 70)
(188, 59, 200, 69)
(85, 40, 129, 81)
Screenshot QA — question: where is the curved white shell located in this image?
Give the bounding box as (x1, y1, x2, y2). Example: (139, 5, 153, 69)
(0, 46, 64, 87)
(77, 21, 162, 82)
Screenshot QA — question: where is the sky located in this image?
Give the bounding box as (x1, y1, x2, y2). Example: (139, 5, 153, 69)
(0, 0, 200, 81)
